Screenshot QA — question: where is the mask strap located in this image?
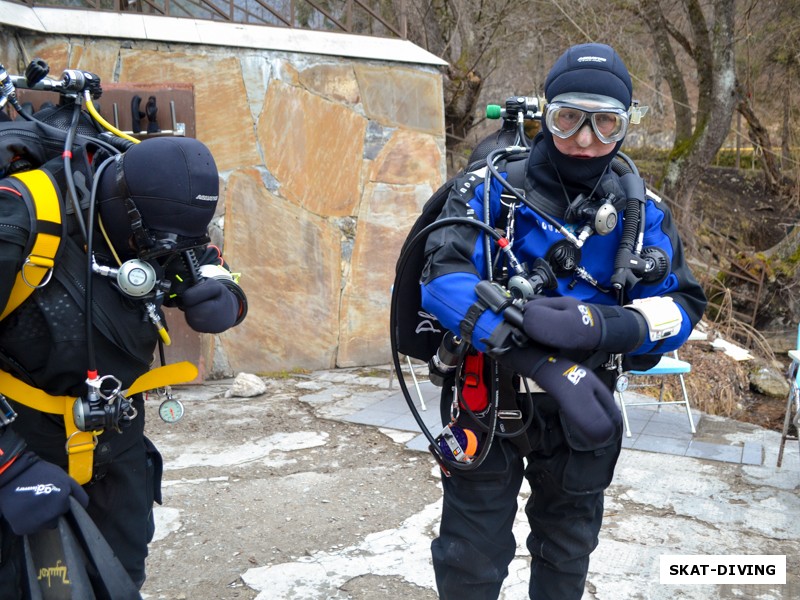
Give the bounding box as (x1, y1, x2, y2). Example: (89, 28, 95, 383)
(114, 155, 153, 252)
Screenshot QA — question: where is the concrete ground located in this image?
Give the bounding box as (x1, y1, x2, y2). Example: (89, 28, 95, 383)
(139, 364, 800, 600)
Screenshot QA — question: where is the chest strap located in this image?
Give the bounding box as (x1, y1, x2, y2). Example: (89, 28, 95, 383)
(1, 169, 64, 321)
(0, 361, 199, 484)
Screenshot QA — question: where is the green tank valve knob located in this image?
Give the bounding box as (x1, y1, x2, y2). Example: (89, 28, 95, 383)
(486, 105, 502, 119)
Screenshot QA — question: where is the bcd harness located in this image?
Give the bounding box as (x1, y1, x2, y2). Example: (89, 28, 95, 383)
(0, 169, 63, 320)
(390, 145, 666, 472)
(0, 169, 198, 484)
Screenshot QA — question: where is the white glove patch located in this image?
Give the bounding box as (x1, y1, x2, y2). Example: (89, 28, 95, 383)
(625, 296, 682, 342)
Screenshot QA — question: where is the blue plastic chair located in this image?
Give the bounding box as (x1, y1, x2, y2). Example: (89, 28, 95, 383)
(617, 350, 696, 438)
(777, 325, 800, 467)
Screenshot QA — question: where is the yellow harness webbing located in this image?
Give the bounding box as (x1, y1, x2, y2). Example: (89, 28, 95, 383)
(0, 169, 63, 320)
(0, 371, 97, 485)
(0, 361, 199, 484)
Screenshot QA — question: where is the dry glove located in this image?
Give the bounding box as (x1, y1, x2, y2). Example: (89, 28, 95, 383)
(182, 277, 240, 334)
(485, 332, 621, 446)
(0, 451, 89, 536)
(521, 296, 646, 354)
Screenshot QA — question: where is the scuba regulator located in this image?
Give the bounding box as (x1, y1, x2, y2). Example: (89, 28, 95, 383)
(73, 373, 136, 434)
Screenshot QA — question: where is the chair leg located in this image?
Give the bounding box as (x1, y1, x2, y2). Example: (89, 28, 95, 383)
(406, 355, 427, 411)
(678, 373, 696, 434)
(617, 391, 633, 438)
(656, 377, 668, 413)
(777, 384, 797, 467)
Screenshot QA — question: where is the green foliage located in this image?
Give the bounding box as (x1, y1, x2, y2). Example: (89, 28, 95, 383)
(713, 149, 760, 169)
(761, 245, 800, 280)
(623, 147, 671, 163)
(624, 146, 764, 175)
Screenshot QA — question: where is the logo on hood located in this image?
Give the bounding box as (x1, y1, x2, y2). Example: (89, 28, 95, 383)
(577, 56, 607, 63)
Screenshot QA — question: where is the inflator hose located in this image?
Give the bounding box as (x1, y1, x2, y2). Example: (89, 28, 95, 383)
(609, 154, 646, 293)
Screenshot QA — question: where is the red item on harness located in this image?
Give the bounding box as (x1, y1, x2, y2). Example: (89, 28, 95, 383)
(460, 352, 489, 412)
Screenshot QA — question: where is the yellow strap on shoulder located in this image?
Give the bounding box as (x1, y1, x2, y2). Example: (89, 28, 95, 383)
(0, 361, 198, 485)
(1, 170, 63, 320)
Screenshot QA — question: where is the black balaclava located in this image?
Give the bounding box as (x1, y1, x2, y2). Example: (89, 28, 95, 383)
(526, 43, 633, 212)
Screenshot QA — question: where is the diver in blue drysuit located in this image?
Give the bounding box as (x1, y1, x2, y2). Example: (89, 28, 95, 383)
(420, 43, 707, 600)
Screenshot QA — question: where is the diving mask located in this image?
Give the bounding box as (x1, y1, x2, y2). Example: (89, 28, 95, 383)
(545, 93, 629, 144)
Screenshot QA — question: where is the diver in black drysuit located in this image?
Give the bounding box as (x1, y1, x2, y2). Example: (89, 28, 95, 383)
(0, 128, 246, 596)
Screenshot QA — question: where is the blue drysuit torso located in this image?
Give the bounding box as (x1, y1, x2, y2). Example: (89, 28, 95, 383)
(420, 159, 706, 362)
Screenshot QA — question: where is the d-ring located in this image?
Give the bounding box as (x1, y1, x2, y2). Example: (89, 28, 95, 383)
(20, 257, 54, 289)
(65, 430, 99, 453)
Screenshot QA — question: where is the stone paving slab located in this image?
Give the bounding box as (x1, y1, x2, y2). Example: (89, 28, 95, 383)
(342, 377, 764, 465)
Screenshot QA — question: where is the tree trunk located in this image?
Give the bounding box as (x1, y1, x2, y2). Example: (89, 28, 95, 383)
(736, 80, 782, 194)
(651, 0, 737, 227)
(638, 0, 693, 143)
(443, 65, 483, 145)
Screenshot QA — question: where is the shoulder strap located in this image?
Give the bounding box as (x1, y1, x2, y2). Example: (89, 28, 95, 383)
(494, 154, 528, 232)
(504, 154, 528, 189)
(0, 169, 65, 320)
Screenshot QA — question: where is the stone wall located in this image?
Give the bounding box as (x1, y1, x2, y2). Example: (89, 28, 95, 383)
(0, 25, 446, 378)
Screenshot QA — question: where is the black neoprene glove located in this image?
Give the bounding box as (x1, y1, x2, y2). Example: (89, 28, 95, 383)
(0, 451, 89, 536)
(485, 323, 621, 446)
(521, 296, 646, 354)
(182, 277, 240, 334)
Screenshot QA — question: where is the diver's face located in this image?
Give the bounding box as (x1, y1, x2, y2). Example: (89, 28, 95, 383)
(552, 122, 617, 159)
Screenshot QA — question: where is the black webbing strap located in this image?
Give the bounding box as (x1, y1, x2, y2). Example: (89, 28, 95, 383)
(459, 298, 488, 345)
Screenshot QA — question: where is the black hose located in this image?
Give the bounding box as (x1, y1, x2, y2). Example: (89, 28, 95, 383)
(84, 157, 115, 375)
(8, 97, 122, 158)
(390, 216, 507, 472)
(609, 153, 647, 295)
(63, 101, 88, 243)
(484, 147, 581, 245)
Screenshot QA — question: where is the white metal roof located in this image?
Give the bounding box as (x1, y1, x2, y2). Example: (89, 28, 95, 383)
(0, 0, 448, 67)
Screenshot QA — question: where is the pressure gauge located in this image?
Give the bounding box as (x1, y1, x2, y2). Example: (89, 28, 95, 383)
(117, 260, 157, 297)
(158, 398, 185, 423)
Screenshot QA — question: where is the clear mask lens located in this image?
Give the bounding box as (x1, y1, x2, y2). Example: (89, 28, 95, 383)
(546, 103, 629, 144)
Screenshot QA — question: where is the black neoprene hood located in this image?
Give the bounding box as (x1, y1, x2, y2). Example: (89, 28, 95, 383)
(96, 136, 219, 259)
(544, 43, 632, 108)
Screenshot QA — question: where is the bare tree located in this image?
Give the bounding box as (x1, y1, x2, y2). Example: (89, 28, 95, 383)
(736, 79, 783, 192)
(403, 0, 535, 170)
(632, 0, 737, 224)
(729, 0, 799, 195)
